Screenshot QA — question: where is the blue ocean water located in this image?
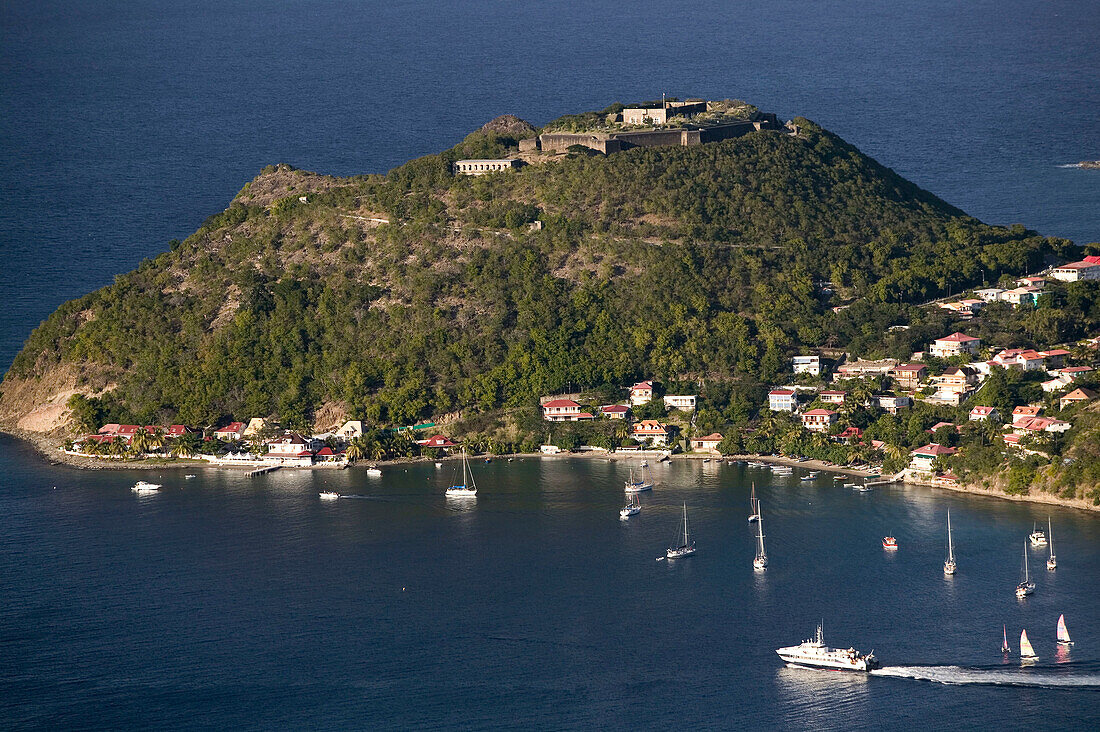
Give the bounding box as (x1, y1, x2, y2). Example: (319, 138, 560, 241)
(2, 448, 1099, 728)
(3, 0, 1100, 727)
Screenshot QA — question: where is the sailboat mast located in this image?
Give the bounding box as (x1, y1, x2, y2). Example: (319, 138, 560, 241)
(1048, 517, 1054, 558)
(947, 510, 954, 561)
(1023, 542, 1029, 582)
(757, 508, 766, 555)
(682, 503, 689, 545)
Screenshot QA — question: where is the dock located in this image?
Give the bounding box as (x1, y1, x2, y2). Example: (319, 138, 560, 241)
(247, 465, 280, 478)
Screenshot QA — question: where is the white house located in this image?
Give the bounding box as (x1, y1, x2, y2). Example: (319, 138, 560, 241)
(629, 381, 655, 406)
(213, 422, 246, 442)
(930, 332, 981, 358)
(631, 420, 670, 447)
(974, 288, 1005, 302)
(792, 355, 821, 376)
(819, 390, 846, 404)
(872, 394, 911, 414)
(768, 389, 798, 412)
(541, 399, 593, 422)
(969, 405, 999, 422)
(335, 420, 365, 441)
(801, 409, 837, 432)
(691, 433, 724, 454)
(663, 395, 697, 411)
(264, 431, 314, 466)
(909, 443, 957, 473)
(600, 404, 630, 420)
(1050, 260, 1100, 282)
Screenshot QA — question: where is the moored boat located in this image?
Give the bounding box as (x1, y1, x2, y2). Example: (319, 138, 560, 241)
(445, 449, 478, 497)
(624, 463, 653, 493)
(1029, 520, 1048, 547)
(1016, 542, 1035, 598)
(748, 482, 760, 523)
(882, 536, 898, 550)
(775, 623, 878, 672)
(131, 480, 160, 493)
(753, 502, 768, 571)
(666, 503, 696, 559)
(1046, 516, 1057, 570)
(366, 466, 383, 477)
(1057, 614, 1073, 646)
(620, 493, 640, 519)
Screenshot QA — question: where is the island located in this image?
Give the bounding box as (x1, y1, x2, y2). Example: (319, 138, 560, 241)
(2, 97, 1099, 509)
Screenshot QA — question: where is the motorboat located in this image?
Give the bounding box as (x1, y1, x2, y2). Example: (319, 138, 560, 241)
(775, 623, 878, 672)
(882, 536, 898, 550)
(319, 491, 340, 500)
(131, 481, 161, 493)
(366, 466, 383, 477)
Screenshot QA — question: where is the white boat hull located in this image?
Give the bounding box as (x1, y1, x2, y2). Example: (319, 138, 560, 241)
(620, 507, 640, 518)
(944, 561, 956, 575)
(319, 492, 339, 500)
(667, 545, 696, 559)
(624, 483, 652, 493)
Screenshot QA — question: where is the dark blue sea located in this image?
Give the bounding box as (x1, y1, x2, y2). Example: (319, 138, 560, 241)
(2, 0, 1100, 727)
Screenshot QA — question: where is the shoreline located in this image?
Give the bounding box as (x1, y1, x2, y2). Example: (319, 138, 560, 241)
(3, 427, 1097, 513)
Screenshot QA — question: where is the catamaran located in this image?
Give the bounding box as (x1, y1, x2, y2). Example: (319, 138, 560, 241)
(944, 509, 957, 575)
(1020, 629, 1037, 660)
(625, 463, 653, 493)
(666, 503, 696, 559)
(1057, 614, 1073, 646)
(620, 493, 640, 519)
(1029, 520, 1048, 547)
(1001, 625, 1011, 655)
(1046, 516, 1057, 570)
(753, 502, 768, 571)
(748, 482, 760, 522)
(1016, 542, 1035, 598)
(445, 449, 478, 497)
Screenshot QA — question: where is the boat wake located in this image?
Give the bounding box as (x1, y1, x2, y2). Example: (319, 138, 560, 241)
(872, 664, 1100, 688)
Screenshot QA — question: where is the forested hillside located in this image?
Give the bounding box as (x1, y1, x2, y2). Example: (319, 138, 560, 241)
(1, 114, 1078, 433)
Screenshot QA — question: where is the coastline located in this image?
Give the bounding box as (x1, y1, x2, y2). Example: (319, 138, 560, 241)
(4, 427, 1097, 513)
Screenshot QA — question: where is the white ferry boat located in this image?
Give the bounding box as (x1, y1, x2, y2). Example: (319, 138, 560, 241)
(776, 623, 878, 672)
(131, 481, 161, 494)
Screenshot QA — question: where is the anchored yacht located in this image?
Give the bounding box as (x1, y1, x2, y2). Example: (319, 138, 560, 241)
(776, 623, 878, 672)
(131, 481, 161, 493)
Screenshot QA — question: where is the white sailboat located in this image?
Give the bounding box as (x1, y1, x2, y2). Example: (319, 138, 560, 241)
(1057, 614, 1073, 646)
(625, 463, 653, 493)
(445, 449, 477, 497)
(1046, 516, 1057, 570)
(1001, 625, 1011, 655)
(748, 482, 760, 522)
(1019, 629, 1037, 660)
(620, 492, 640, 519)
(666, 503, 696, 559)
(943, 509, 957, 575)
(753, 503, 768, 571)
(1015, 542, 1035, 598)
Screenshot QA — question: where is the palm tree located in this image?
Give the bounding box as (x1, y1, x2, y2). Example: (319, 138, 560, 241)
(130, 430, 150, 458)
(345, 438, 365, 463)
(147, 427, 166, 454)
(169, 441, 192, 459)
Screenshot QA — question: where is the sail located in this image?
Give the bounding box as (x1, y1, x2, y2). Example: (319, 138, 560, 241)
(1058, 615, 1071, 643)
(756, 506, 766, 557)
(1020, 630, 1036, 657)
(1049, 517, 1055, 558)
(1002, 625, 1010, 653)
(946, 510, 954, 562)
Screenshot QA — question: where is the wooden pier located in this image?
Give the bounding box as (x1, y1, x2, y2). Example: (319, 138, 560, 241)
(246, 465, 280, 478)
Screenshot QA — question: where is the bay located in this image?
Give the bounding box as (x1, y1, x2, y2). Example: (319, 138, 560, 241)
(2, 441, 1099, 728)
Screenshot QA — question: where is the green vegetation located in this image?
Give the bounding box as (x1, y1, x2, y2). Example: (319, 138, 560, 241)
(4, 107, 1097, 502)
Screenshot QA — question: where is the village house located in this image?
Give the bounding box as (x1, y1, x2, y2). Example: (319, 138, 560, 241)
(930, 332, 981, 358)
(335, 420, 364, 441)
(833, 426, 862, 445)
(872, 394, 911, 415)
(1056, 366, 1094, 380)
(1039, 349, 1071, 369)
(417, 435, 459, 453)
(1000, 287, 1043, 307)
(792, 355, 821, 376)
(600, 404, 630, 419)
(663, 394, 697, 411)
(1060, 387, 1098, 410)
(1016, 275, 1047, 288)
(264, 431, 314, 466)
(835, 358, 897, 379)
(214, 422, 246, 442)
(909, 443, 957, 473)
(890, 363, 927, 390)
(818, 390, 846, 405)
(541, 399, 594, 422)
(991, 348, 1046, 371)
(313, 446, 346, 464)
(629, 381, 655, 406)
(768, 388, 798, 412)
(969, 405, 999, 422)
(631, 419, 670, 447)
(691, 433, 724, 454)
(939, 299, 984, 316)
(1013, 416, 1071, 435)
(1050, 260, 1100, 282)
(1042, 373, 1075, 393)
(974, 287, 1006, 302)
(801, 408, 837, 432)
(1012, 406, 1042, 425)
(929, 421, 960, 433)
(928, 366, 978, 405)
